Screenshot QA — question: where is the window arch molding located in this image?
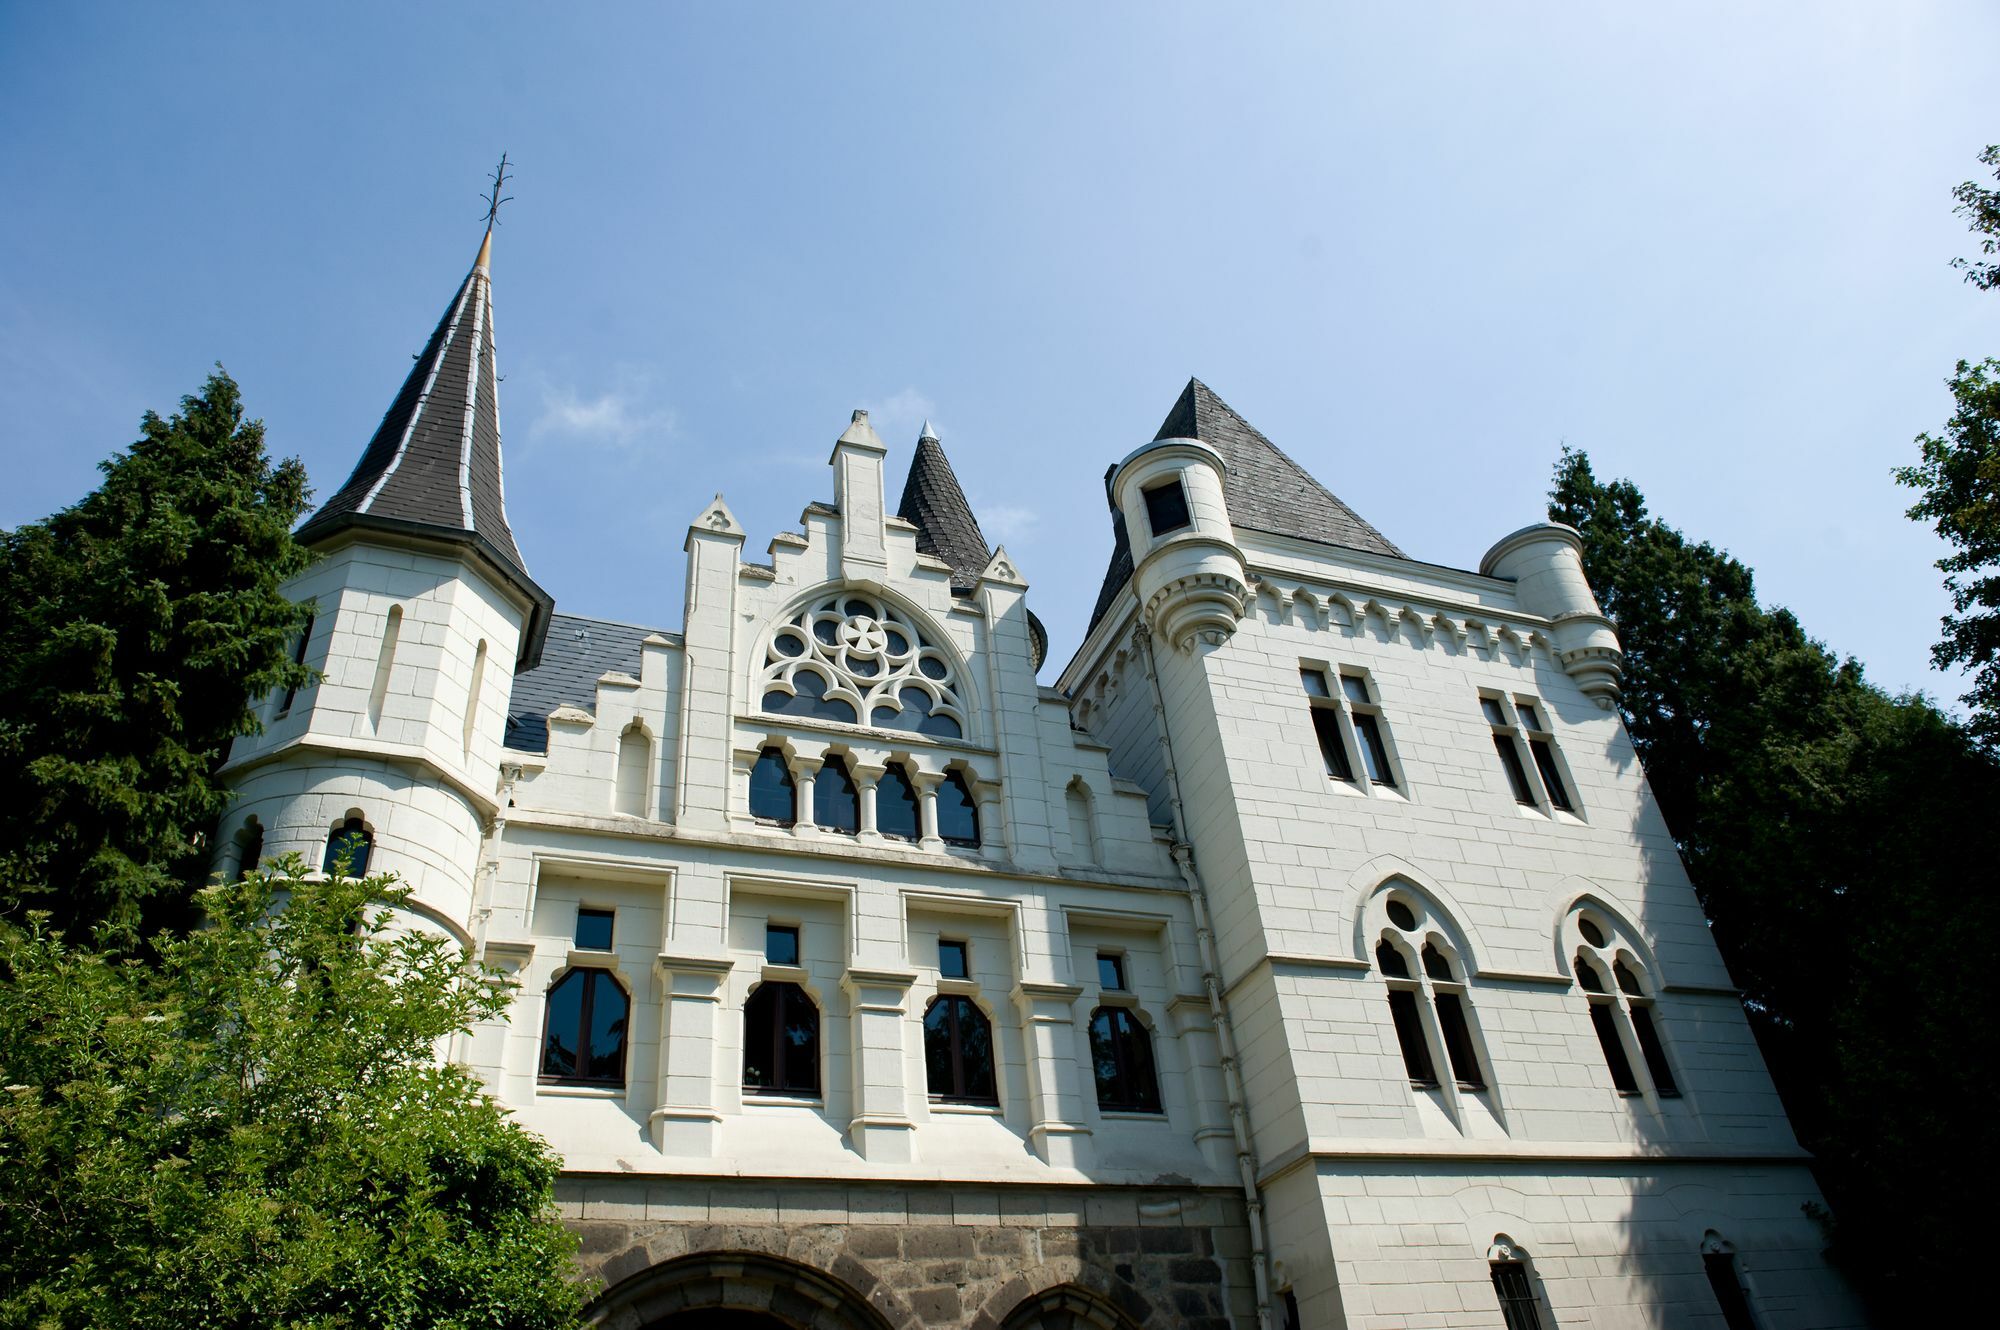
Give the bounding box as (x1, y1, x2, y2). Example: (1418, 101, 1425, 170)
(750, 584, 982, 744)
(1349, 867, 1485, 974)
(1367, 883, 1492, 1098)
(1548, 884, 1665, 979)
(1566, 899, 1680, 1100)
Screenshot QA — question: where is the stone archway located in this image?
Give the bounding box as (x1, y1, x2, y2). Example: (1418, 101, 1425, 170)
(590, 1251, 897, 1330)
(997, 1284, 1145, 1330)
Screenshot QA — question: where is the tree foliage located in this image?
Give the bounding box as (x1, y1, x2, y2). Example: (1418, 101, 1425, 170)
(1949, 144, 2000, 291)
(1552, 450, 2000, 1320)
(0, 370, 314, 945)
(0, 865, 586, 1329)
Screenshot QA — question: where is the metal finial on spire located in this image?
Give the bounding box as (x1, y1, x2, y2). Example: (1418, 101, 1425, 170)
(919, 418, 938, 442)
(481, 153, 514, 230)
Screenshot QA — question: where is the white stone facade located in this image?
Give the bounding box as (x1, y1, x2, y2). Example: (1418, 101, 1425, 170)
(220, 264, 1862, 1325)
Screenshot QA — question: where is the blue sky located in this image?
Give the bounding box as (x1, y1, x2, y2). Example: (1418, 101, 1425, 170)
(2, 3, 1993, 701)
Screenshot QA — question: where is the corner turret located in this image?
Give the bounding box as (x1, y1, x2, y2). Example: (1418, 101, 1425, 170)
(1480, 522, 1624, 707)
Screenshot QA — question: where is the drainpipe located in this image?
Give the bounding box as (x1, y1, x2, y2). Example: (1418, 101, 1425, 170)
(1132, 622, 1275, 1330)
(456, 762, 520, 1067)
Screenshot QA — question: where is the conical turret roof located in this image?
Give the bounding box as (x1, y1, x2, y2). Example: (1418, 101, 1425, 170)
(1087, 378, 1405, 632)
(896, 427, 992, 593)
(298, 230, 552, 665)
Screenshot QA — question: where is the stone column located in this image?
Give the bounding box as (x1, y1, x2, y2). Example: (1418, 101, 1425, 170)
(650, 952, 734, 1156)
(913, 771, 943, 851)
(842, 966, 919, 1163)
(852, 762, 883, 844)
(790, 756, 821, 838)
(1012, 980, 1093, 1169)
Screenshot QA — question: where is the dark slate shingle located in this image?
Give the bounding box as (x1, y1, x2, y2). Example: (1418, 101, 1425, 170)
(504, 613, 675, 753)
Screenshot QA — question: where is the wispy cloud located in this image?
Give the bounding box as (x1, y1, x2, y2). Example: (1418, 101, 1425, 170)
(527, 369, 674, 452)
(861, 386, 940, 444)
(980, 502, 1040, 543)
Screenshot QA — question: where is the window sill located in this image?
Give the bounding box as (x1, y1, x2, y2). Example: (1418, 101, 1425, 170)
(743, 1092, 825, 1108)
(1094, 989, 1141, 1010)
(1098, 1108, 1167, 1120)
(567, 947, 618, 969)
(537, 1082, 627, 1099)
(936, 976, 981, 996)
(929, 1100, 1003, 1115)
(761, 962, 809, 984)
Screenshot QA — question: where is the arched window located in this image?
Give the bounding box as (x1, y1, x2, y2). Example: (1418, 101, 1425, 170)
(323, 816, 373, 878)
(1572, 908, 1678, 1097)
(1374, 891, 1489, 1092)
(615, 722, 650, 817)
(814, 756, 859, 834)
(367, 604, 402, 732)
(876, 763, 921, 841)
(1065, 780, 1098, 864)
(937, 770, 980, 847)
(236, 818, 264, 881)
(540, 967, 629, 1086)
(743, 982, 820, 1096)
(748, 748, 796, 825)
(759, 592, 966, 739)
(1088, 1007, 1161, 1113)
(923, 995, 998, 1104)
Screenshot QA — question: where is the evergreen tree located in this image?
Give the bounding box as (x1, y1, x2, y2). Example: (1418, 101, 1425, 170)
(0, 865, 586, 1328)
(0, 370, 314, 944)
(1552, 450, 2000, 1320)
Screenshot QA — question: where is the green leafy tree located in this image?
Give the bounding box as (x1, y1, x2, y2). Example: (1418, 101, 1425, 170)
(1949, 143, 2000, 291)
(0, 370, 314, 945)
(1552, 450, 2000, 1320)
(0, 865, 587, 1328)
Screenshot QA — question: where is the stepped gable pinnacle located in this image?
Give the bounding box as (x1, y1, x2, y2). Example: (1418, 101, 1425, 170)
(298, 228, 553, 667)
(1086, 378, 1407, 633)
(895, 425, 991, 592)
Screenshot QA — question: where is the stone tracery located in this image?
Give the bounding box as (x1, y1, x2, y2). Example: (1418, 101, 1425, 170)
(759, 592, 967, 740)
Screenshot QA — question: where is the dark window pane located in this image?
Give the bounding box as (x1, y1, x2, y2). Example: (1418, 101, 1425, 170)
(1589, 1001, 1641, 1094)
(1421, 942, 1454, 982)
(764, 670, 856, 725)
(541, 971, 584, 1080)
(586, 971, 628, 1076)
(1434, 992, 1484, 1089)
(1704, 1253, 1758, 1330)
(575, 908, 614, 951)
(938, 771, 980, 846)
(765, 925, 799, 966)
(1339, 674, 1370, 705)
(1529, 739, 1572, 810)
(749, 748, 796, 824)
(1143, 479, 1192, 536)
(744, 981, 819, 1096)
(1613, 960, 1644, 996)
(812, 617, 839, 645)
(1578, 917, 1607, 947)
(1480, 696, 1507, 726)
(877, 764, 921, 840)
(324, 819, 372, 877)
(237, 824, 263, 881)
(1493, 734, 1535, 804)
(1354, 714, 1395, 787)
(280, 614, 314, 713)
(1630, 1005, 1678, 1095)
(1300, 668, 1331, 698)
(917, 653, 946, 680)
(1516, 701, 1542, 730)
(1387, 988, 1437, 1085)
(1575, 959, 1607, 993)
(925, 995, 997, 1103)
(772, 630, 805, 657)
(1491, 1263, 1545, 1330)
(815, 758, 859, 833)
(1089, 1006, 1161, 1112)
(541, 968, 626, 1086)
(1283, 1290, 1302, 1330)
(1098, 953, 1126, 990)
(1375, 940, 1411, 979)
(1385, 899, 1417, 931)
(1310, 707, 1354, 781)
(939, 939, 968, 979)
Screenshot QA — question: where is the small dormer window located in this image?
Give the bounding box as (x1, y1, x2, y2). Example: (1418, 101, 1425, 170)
(1142, 478, 1192, 536)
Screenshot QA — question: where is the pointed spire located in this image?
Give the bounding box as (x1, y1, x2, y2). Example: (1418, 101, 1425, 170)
(298, 227, 552, 666)
(896, 422, 990, 592)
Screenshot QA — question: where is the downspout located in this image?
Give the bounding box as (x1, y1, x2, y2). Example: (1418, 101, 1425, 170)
(456, 762, 519, 1066)
(1132, 621, 1275, 1330)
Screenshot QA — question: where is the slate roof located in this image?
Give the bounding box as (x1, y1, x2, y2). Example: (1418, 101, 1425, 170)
(1087, 378, 1406, 632)
(894, 428, 1049, 670)
(504, 613, 676, 754)
(896, 432, 991, 593)
(298, 232, 552, 666)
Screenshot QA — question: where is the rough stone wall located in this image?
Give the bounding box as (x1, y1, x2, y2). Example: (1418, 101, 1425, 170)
(564, 1177, 1257, 1329)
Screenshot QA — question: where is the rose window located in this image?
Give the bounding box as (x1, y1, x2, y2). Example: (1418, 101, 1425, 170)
(760, 594, 966, 739)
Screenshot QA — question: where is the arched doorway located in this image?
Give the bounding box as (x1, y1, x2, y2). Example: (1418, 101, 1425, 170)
(999, 1284, 1144, 1330)
(589, 1251, 895, 1330)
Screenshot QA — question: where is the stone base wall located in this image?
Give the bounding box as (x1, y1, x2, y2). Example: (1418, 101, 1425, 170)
(563, 1177, 1258, 1329)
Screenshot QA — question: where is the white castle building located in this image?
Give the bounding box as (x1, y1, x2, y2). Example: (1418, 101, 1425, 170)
(217, 229, 1862, 1330)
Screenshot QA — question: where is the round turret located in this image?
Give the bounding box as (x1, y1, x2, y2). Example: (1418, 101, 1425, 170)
(1109, 437, 1249, 650)
(1480, 522, 1624, 707)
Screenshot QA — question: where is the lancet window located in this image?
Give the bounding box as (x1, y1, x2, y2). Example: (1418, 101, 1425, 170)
(1572, 908, 1679, 1098)
(760, 593, 966, 740)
